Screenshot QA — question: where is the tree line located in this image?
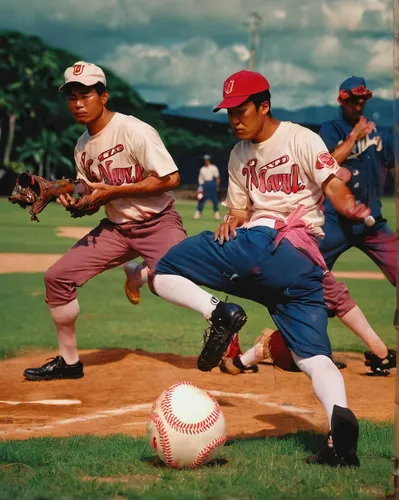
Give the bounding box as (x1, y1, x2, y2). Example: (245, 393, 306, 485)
(0, 31, 234, 180)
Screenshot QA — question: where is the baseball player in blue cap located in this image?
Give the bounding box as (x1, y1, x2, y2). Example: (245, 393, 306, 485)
(193, 154, 221, 221)
(318, 76, 396, 374)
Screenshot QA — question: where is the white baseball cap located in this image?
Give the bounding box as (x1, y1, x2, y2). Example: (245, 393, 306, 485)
(58, 61, 107, 92)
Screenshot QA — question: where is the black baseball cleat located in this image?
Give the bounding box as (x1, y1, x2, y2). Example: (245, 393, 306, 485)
(364, 349, 396, 376)
(197, 302, 248, 372)
(307, 405, 360, 467)
(333, 359, 347, 370)
(23, 355, 84, 381)
(219, 356, 259, 375)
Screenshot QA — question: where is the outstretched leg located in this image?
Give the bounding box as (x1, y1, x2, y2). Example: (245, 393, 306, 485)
(24, 220, 137, 381)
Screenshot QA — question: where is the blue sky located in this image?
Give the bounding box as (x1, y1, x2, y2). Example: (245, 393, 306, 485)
(1, 0, 393, 110)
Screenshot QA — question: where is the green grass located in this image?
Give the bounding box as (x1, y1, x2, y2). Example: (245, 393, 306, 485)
(0, 268, 395, 359)
(0, 196, 396, 499)
(0, 421, 393, 500)
(0, 196, 396, 357)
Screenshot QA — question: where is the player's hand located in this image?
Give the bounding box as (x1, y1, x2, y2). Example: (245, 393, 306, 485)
(214, 216, 240, 245)
(342, 196, 371, 222)
(57, 193, 74, 208)
(349, 116, 373, 140)
(71, 181, 116, 209)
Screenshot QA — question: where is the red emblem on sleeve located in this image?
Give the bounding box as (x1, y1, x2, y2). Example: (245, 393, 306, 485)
(316, 152, 336, 170)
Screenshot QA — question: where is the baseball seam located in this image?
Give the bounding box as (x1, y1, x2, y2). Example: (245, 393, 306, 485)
(191, 435, 227, 468)
(149, 411, 176, 468)
(161, 382, 220, 435)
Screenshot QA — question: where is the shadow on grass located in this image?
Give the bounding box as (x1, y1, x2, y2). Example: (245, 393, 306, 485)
(141, 456, 229, 468)
(227, 427, 326, 455)
(79, 347, 198, 369)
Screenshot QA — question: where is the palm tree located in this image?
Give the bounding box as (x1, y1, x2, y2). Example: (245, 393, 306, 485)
(17, 128, 75, 178)
(0, 32, 60, 166)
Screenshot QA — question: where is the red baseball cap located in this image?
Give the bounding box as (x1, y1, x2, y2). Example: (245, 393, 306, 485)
(213, 70, 270, 112)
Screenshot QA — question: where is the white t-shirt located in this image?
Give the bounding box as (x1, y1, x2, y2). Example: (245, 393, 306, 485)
(198, 164, 220, 184)
(225, 121, 340, 237)
(74, 112, 178, 224)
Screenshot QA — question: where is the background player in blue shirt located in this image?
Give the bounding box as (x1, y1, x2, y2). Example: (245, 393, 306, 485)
(319, 76, 396, 374)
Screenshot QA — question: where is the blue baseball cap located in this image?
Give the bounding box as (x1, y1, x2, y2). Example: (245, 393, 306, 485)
(338, 76, 373, 103)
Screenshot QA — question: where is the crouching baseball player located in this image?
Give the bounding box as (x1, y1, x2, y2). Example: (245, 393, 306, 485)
(150, 70, 369, 466)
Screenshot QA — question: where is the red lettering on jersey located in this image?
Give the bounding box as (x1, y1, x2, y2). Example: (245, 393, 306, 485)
(242, 159, 259, 190)
(242, 155, 304, 194)
(97, 161, 114, 184)
(264, 165, 305, 194)
(80, 152, 100, 182)
(98, 144, 125, 162)
(316, 152, 335, 170)
(242, 155, 305, 194)
(291, 164, 305, 193)
(97, 161, 144, 185)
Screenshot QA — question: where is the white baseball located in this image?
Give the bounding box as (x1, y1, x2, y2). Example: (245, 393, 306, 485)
(365, 215, 375, 227)
(147, 382, 226, 468)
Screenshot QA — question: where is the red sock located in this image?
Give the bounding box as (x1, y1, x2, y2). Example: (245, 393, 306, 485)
(225, 333, 242, 359)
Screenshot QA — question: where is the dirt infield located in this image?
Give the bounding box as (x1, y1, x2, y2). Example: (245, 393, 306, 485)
(0, 350, 394, 442)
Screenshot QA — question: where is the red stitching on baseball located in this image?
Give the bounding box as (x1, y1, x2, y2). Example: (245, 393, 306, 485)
(160, 382, 220, 435)
(191, 435, 227, 468)
(149, 411, 177, 468)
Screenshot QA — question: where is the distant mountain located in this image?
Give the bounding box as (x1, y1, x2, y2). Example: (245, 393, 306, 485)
(163, 97, 395, 128)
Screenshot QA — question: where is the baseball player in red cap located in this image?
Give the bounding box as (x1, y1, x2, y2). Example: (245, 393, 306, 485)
(151, 69, 371, 466)
(23, 61, 187, 381)
(211, 73, 394, 380)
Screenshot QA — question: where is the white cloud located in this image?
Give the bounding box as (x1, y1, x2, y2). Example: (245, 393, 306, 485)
(0, 0, 394, 110)
(373, 87, 394, 99)
(101, 37, 253, 107)
(367, 39, 393, 75)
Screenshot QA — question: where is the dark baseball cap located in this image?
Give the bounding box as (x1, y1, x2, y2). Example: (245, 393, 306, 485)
(213, 70, 270, 112)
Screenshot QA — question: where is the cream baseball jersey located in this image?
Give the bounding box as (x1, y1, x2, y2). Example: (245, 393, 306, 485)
(198, 165, 220, 184)
(74, 113, 178, 223)
(225, 121, 340, 237)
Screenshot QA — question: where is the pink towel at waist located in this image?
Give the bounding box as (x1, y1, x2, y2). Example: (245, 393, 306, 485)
(255, 205, 327, 271)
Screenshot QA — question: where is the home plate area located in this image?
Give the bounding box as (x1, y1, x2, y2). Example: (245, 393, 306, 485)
(0, 349, 394, 441)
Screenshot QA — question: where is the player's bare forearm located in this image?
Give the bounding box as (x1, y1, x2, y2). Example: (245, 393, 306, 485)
(322, 175, 370, 221)
(109, 171, 180, 199)
(330, 135, 356, 165)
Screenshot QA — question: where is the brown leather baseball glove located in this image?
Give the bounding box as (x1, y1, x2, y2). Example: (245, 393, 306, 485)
(8, 172, 93, 222)
(254, 328, 300, 372)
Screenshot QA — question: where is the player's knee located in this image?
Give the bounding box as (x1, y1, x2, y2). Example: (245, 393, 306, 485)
(323, 272, 356, 318)
(44, 264, 76, 305)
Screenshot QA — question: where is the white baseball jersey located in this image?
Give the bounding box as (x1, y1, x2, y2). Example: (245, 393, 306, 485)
(74, 112, 178, 224)
(198, 165, 219, 184)
(225, 121, 340, 237)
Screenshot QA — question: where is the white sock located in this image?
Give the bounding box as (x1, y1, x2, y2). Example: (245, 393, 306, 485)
(292, 353, 347, 428)
(49, 298, 80, 365)
(124, 261, 148, 288)
(240, 346, 262, 366)
(153, 274, 219, 319)
(340, 306, 388, 358)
